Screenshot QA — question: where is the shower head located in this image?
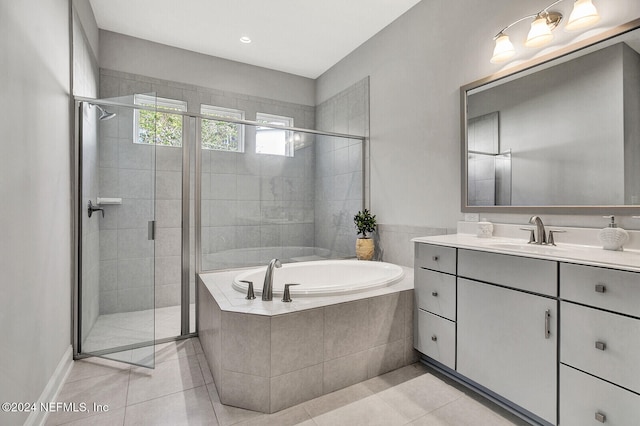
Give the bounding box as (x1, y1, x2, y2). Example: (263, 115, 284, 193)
(93, 104, 116, 121)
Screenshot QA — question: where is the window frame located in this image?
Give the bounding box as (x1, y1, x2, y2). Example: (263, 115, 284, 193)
(255, 112, 295, 157)
(133, 94, 188, 147)
(200, 105, 245, 153)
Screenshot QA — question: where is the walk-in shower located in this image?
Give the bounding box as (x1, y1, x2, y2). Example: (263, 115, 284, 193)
(74, 75, 369, 369)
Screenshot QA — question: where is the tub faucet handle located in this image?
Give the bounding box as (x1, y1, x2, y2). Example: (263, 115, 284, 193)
(282, 283, 300, 303)
(520, 227, 535, 244)
(547, 229, 566, 246)
(240, 280, 255, 300)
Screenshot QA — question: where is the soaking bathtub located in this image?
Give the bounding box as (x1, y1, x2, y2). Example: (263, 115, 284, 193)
(197, 259, 415, 414)
(232, 259, 405, 297)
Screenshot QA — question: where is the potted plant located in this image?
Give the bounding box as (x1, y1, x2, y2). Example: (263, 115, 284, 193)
(354, 209, 377, 260)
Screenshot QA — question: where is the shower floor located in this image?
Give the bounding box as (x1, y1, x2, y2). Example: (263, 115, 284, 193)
(82, 304, 195, 359)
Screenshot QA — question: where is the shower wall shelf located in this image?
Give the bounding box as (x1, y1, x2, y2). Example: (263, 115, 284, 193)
(97, 197, 122, 205)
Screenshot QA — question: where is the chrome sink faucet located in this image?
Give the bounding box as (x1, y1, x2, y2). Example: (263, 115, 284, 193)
(529, 216, 547, 245)
(262, 259, 282, 301)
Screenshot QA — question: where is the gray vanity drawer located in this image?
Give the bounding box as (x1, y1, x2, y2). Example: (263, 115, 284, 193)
(561, 301, 640, 394)
(458, 249, 557, 296)
(414, 309, 455, 369)
(415, 268, 456, 321)
(414, 243, 456, 274)
(560, 263, 640, 318)
(560, 364, 640, 426)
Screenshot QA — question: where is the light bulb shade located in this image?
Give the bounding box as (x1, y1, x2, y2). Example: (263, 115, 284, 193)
(565, 0, 600, 31)
(525, 15, 554, 47)
(491, 34, 516, 63)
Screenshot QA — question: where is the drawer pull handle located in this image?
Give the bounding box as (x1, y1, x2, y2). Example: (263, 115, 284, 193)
(544, 309, 551, 339)
(432, 291, 438, 297)
(595, 284, 606, 293)
(595, 341, 607, 351)
(431, 335, 438, 342)
(432, 256, 439, 261)
(595, 412, 606, 423)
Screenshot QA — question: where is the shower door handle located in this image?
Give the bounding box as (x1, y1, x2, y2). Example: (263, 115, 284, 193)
(148, 221, 156, 241)
(87, 200, 104, 218)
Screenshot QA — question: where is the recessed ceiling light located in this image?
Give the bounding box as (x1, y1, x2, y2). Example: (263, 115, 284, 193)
(239, 36, 251, 44)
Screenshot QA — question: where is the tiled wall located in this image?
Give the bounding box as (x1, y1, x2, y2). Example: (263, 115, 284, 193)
(375, 225, 451, 267)
(96, 106, 157, 314)
(314, 78, 369, 258)
(201, 136, 316, 271)
(198, 279, 416, 414)
(98, 69, 318, 312)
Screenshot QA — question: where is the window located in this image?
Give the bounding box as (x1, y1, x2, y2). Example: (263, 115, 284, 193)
(134, 94, 187, 147)
(200, 105, 244, 152)
(255, 112, 294, 157)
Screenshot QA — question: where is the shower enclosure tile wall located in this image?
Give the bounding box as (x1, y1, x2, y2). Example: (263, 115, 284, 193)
(315, 77, 369, 258)
(98, 69, 319, 308)
(96, 106, 155, 315)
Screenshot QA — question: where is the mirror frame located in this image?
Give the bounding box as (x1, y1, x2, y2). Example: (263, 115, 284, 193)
(461, 18, 640, 214)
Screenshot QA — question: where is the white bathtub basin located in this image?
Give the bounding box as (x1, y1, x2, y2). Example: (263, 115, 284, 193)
(232, 260, 405, 297)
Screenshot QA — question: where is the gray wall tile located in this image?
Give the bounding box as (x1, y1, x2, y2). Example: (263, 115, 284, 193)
(117, 258, 153, 290)
(323, 351, 369, 394)
(220, 369, 269, 413)
(271, 309, 323, 376)
(156, 171, 182, 200)
(367, 340, 405, 379)
(270, 364, 323, 413)
(324, 300, 369, 360)
(119, 169, 152, 199)
(221, 312, 271, 377)
(156, 146, 183, 171)
(368, 293, 405, 347)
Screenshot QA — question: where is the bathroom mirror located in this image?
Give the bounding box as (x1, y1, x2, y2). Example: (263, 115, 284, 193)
(462, 18, 640, 213)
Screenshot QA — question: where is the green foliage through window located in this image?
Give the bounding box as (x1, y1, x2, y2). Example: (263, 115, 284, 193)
(134, 95, 187, 147)
(201, 105, 244, 152)
(138, 110, 183, 146)
(202, 118, 240, 151)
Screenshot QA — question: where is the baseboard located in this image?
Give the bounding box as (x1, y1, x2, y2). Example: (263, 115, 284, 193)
(24, 345, 74, 426)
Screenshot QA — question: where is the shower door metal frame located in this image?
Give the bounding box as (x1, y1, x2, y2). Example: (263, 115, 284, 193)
(72, 97, 198, 364)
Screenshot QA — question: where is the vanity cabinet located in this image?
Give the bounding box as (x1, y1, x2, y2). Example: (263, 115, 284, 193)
(559, 263, 640, 425)
(414, 244, 558, 424)
(413, 236, 640, 426)
(457, 251, 558, 425)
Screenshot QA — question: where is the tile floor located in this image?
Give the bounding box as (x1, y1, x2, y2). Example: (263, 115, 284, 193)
(82, 304, 196, 353)
(47, 338, 529, 426)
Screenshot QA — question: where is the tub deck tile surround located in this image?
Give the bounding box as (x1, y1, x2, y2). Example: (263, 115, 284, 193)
(198, 265, 415, 413)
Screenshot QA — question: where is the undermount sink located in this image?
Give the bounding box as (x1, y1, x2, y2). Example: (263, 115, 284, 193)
(487, 242, 567, 254)
(485, 241, 599, 256)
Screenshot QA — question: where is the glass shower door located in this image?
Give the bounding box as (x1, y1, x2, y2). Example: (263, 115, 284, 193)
(78, 97, 156, 368)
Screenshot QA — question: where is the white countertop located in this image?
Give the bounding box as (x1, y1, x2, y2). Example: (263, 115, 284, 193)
(413, 233, 640, 273)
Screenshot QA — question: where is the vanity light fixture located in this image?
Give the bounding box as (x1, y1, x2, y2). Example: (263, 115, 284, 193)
(491, 0, 600, 64)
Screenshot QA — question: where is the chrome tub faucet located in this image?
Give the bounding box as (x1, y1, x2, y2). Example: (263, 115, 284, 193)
(262, 259, 282, 301)
(529, 216, 547, 245)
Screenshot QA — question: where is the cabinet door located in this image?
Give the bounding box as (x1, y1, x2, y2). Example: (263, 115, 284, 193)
(457, 278, 557, 425)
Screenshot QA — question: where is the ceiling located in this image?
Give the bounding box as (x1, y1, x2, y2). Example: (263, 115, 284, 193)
(89, 0, 422, 79)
